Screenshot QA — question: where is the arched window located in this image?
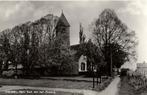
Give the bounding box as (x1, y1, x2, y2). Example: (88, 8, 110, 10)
(81, 62, 85, 71)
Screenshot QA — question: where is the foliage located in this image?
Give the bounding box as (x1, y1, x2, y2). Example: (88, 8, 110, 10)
(92, 9, 138, 75)
(47, 34, 75, 75)
(77, 39, 103, 75)
(0, 14, 73, 76)
(0, 30, 11, 71)
(127, 71, 147, 91)
(102, 43, 128, 68)
(96, 77, 113, 91)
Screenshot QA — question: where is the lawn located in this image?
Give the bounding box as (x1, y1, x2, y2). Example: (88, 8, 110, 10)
(0, 78, 93, 90)
(0, 76, 113, 95)
(0, 78, 89, 95)
(0, 89, 83, 95)
(0, 77, 112, 90)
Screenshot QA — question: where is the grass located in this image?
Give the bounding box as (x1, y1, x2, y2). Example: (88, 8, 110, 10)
(0, 77, 113, 91)
(0, 76, 114, 95)
(0, 89, 83, 95)
(118, 76, 147, 95)
(128, 76, 147, 95)
(0, 78, 93, 90)
(93, 77, 113, 91)
(118, 76, 136, 95)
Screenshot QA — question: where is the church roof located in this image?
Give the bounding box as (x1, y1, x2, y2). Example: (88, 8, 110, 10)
(56, 12, 70, 27)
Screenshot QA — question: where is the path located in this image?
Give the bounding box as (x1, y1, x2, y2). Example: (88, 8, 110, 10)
(0, 76, 120, 95)
(99, 76, 120, 95)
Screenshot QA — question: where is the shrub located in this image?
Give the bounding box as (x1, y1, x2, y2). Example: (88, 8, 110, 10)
(127, 71, 147, 90)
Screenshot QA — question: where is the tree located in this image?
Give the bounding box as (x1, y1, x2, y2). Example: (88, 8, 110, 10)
(20, 24, 30, 75)
(77, 39, 103, 88)
(0, 30, 11, 70)
(102, 43, 128, 69)
(0, 14, 73, 76)
(10, 25, 23, 75)
(29, 24, 40, 74)
(47, 32, 74, 75)
(0, 32, 9, 74)
(77, 39, 102, 74)
(33, 16, 57, 70)
(92, 9, 137, 76)
(21, 22, 40, 75)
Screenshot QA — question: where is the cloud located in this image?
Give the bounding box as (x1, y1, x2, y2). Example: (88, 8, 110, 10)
(0, 1, 34, 19)
(118, 0, 147, 16)
(0, 1, 36, 31)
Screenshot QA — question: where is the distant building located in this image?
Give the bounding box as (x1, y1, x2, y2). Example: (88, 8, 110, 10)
(136, 62, 147, 77)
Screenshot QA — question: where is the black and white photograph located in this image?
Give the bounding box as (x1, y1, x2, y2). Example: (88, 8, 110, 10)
(0, 0, 146, 95)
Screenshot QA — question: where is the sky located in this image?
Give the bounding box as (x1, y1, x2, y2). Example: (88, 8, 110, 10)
(0, 0, 147, 69)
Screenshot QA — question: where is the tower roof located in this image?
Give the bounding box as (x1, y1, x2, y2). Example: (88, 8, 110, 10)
(56, 12, 70, 27)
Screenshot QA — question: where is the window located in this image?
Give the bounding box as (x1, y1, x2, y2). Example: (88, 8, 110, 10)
(81, 62, 85, 71)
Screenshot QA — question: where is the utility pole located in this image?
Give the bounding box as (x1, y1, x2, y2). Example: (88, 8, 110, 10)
(110, 47, 113, 77)
(92, 62, 95, 89)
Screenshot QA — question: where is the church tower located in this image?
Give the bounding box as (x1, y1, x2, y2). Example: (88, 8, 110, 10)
(55, 11, 70, 47)
(79, 23, 85, 44)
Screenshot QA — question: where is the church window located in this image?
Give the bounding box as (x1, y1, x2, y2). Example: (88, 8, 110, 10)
(81, 62, 85, 71)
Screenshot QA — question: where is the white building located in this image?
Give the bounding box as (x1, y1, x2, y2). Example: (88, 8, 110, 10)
(136, 62, 147, 77)
(78, 55, 87, 72)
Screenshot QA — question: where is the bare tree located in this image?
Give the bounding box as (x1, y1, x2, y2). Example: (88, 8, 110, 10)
(92, 9, 138, 75)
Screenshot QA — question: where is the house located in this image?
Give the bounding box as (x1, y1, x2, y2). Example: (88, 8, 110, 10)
(136, 62, 147, 77)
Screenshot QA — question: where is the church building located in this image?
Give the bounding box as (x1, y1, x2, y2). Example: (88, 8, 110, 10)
(0, 11, 88, 76)
(56, 12, 88, 74)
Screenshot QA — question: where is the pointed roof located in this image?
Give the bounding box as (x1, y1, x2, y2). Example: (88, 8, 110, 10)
(56, 12, 70, 27)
